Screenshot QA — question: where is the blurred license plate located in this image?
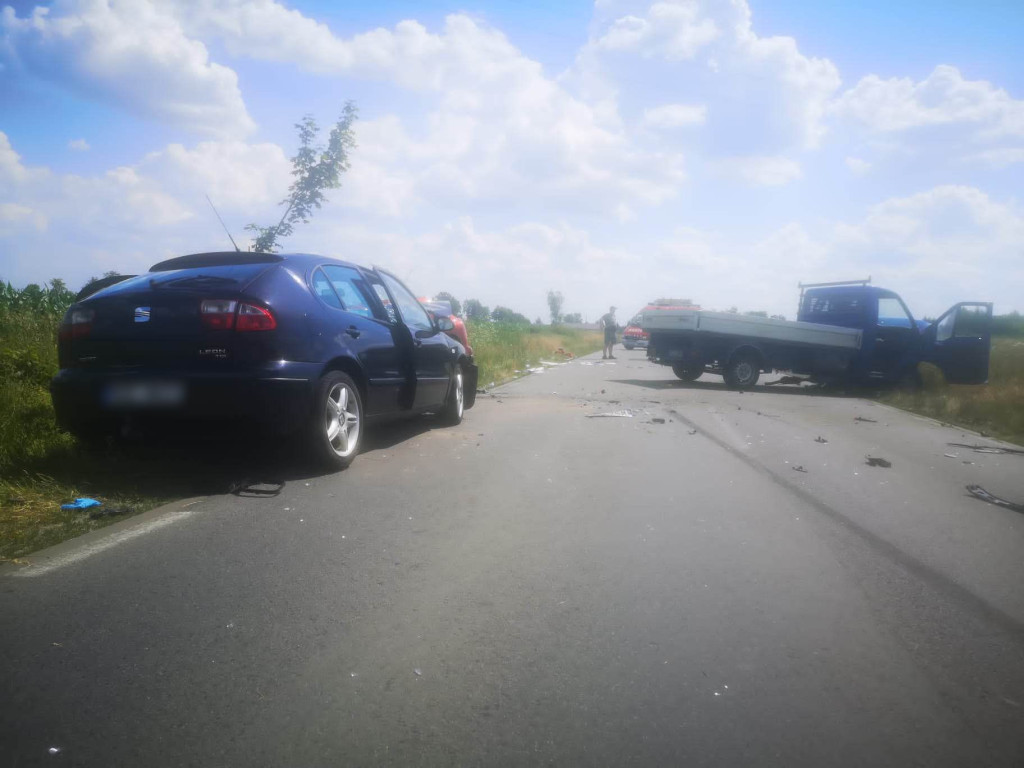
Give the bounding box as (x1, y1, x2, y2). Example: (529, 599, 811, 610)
(104, 380, 185, 409)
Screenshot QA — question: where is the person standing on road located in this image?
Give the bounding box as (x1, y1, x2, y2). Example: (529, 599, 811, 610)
(600, 306, 617, 359)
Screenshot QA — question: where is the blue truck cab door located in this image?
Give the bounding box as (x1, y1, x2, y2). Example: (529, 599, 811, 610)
(867, 293, 921, 381)
(921, 303, 993, 384)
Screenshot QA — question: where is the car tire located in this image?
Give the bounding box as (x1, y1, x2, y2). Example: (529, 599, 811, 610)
(725, 354, 760, 388)
(624, 343, 634, 350)
(672, 363, 703, 382)
(309, 371, 363, 470)
(439, 365, 465, 426)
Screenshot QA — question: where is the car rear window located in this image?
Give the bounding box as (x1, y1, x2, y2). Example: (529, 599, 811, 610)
(144, 264, 274, 290)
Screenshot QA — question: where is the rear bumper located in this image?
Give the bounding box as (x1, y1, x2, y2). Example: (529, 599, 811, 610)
(50, 362, 320, 435)
(623, 337, 648, 348)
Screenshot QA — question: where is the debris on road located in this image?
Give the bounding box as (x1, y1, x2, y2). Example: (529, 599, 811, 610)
(966, 485, 1024, 514)
(854, 416, 878, 423)
(948, 443, 1024, 456)
(587, 410, 634, 418)
(414, 668, 423, 676)
(229, 479, 284, 497)
(688, 429, 698, 435)
(650, 418, 666, 424)
(792, 465, 808, 473)
(765, 376, 805, 386)
(60, 497, 101, 510)
(815, 436, 828, 443)
(865, 457, 892, 468)
(944, 453, 958, 459)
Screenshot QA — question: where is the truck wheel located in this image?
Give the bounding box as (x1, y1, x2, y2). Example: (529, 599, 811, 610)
(725, 354, 760, 388)
(309, 371, 363, 470)
(438, 365, 465, 426)
(672, 363, 703, 382)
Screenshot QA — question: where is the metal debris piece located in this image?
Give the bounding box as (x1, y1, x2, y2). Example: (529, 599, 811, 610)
(966, 485, 1024, 514)
(792, 465, 808, 473)
(814, 436, 828, 443)
(854, 416, 878, 423)
(688, 429, 698, 435)
(943, 453, 958, 459)
(651, 418, 666, 424)
(414, 668, 423, 676)
(865, 457, 892, 468)
(587, 410, 633, 418)
(948, 443, 1024, 456)
(230, 479, 284, 497)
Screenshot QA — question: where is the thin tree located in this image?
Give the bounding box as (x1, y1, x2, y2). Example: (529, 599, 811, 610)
(247, 102, 358, 252)
(547, 290, 564, 325)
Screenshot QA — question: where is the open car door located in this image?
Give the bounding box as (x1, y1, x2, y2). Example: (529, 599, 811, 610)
(922, 302, 993, 384)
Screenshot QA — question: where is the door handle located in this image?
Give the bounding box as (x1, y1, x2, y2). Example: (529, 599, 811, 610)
(346, 326, 361, 339)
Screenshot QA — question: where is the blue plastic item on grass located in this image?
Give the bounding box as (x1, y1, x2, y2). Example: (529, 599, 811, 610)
(61, 497, 102, 510)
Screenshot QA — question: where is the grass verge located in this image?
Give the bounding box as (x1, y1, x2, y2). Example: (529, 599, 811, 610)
(880, 337, 1024, 446)
(469, 322, 603, 387)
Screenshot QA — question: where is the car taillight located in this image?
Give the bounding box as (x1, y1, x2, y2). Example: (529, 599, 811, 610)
(59, 307, 94, 341)
(200, 299, 237, 330)
(236, 303, 276, 332)
(200, 300, 276, 332)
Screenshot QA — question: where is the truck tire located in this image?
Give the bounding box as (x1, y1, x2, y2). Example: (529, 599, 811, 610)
(724, 353, 761, 388)
(672, 363, 703, 382)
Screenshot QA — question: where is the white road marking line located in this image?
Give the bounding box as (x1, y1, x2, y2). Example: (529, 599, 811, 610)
(10, 508, 199, 578)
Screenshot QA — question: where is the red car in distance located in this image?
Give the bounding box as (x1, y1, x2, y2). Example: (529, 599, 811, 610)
(420, 299, 473, 356)
(622, 301, 701, 350)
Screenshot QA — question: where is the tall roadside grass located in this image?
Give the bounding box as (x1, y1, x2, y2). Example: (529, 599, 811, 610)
(881, 337, 1024, 446)
(467, 322, 603, 387)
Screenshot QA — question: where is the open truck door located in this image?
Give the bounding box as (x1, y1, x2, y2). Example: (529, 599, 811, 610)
(922, 303, 992, 384)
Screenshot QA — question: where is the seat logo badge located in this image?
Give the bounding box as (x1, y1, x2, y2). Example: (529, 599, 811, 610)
(134, 307, 151, 323)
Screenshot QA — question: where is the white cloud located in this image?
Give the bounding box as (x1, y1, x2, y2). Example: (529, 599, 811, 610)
(721, 155, 802, 186)
(1, 1, 255, 138)
(642, 103, 707, 128)
(67, 138, 90, 151)
(139, 140, 291, 212)
(575, 0, 842, 151)
(963, 147, 1024, 169)
(845, 156, 871, 175)
(831, 65, 1024, 140)
(0, 202, 48, 235)
(591, 1, 719, 60)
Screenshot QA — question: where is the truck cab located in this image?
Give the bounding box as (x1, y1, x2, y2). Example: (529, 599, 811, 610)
(798, 284, 992, 385)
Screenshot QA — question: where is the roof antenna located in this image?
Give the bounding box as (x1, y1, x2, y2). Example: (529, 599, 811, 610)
(205, 194, 240, 252)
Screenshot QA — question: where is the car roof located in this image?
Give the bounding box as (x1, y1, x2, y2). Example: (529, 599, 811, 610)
(149, 251, 371, 274)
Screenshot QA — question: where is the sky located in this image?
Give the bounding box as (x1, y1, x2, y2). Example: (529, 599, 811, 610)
(1, 0, 1022, 323)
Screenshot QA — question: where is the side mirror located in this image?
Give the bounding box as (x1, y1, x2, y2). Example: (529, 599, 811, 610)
(436, 316, 455, 332)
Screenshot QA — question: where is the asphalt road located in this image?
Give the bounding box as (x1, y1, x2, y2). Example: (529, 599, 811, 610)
(4, 349, 1024, 767)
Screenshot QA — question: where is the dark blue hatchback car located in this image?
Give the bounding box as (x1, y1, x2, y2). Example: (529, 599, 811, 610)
(51, 252, 477, 469)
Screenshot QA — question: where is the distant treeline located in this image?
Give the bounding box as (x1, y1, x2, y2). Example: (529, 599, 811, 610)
(993, 312, 1024, 337)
